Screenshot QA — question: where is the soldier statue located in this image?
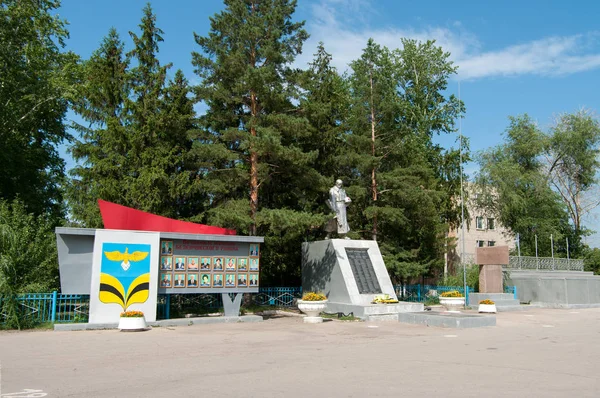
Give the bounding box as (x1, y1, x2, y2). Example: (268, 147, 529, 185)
(326, 179, 351, 239)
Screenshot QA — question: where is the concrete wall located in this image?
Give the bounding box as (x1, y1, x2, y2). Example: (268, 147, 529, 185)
(506, 270, 600, 305)
(56, 229, 96, 294)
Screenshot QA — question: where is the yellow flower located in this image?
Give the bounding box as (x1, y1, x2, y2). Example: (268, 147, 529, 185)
(301, 292, 327, 301)
(120, 310, 145, 318)
(440, 290, 464, 298)
(479, 299, 495, 305)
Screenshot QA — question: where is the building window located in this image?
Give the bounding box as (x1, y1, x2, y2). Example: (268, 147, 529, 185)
(476, 240, 485, 248)
(488, 241, 495, 247)
(487, 218, 495, 230)
(476, 216, 485, 230)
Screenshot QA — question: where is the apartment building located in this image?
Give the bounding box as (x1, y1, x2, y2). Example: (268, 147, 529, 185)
(447, 191, 515, 270)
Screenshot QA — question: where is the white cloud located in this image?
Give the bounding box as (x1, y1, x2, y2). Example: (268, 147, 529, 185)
(300, 0, 600, 81)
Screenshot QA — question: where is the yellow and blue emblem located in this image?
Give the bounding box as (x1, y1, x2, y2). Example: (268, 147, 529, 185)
(99, 242, 151, 310)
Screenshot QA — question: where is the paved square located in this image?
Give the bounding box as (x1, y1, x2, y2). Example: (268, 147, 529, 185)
(1, 308, 599, 397)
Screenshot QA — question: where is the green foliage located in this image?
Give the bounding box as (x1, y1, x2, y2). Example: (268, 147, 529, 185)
(0, 200, 59, 329)
(583, 247, 600, 275)
(476, 114, 582, 257)
(444, 264, 479, 291)
(546, 110, 600, 252)
(0, 0, 78, 219)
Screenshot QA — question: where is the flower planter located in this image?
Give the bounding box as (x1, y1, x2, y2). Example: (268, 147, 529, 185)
(478, 304, 497, 313)
(297, 300, 328, 323)
(118, 316, 148, 331)
(439, 296, 465, 312)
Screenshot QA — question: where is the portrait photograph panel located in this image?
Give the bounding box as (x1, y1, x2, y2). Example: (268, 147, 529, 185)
(160, 256, 173, 271)
(187, 257, 199, 271)
(225, 273, 236, 287)
(237, 273, 248, 287)
(248, 273, 259, 287)
(159, 273, 172, 288)
(213, 257, 224, 271)
(161, 240, 173, 255)
(173, 273, 186, 288)
(212, 273, 224, 287)
(174, 257, 187, 271)
(187, 273, 199, 287)
(200, 273, 211, 287)
(237, 257, 248, 271)
(249, 257, 259, 272)
(200, 257, 212, 271)
(225, 257, 236, 271)
(249, 244, 260, 257)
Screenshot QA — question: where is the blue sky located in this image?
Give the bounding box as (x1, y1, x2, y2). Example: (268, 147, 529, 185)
(56, 0, 600, 245)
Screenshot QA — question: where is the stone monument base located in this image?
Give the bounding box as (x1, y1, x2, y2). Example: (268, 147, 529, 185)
(326, 301, 424, 321)
(302, 239, 424, 321)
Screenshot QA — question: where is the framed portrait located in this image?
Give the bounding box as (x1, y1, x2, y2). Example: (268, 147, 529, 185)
(225, 257, 236, 271)
(160, 256, 173, 271)
(248, 273, 259, 287)
(249, 244, 260, 257)
(174, 257, 187, 271)
(213, 257, 224, 271)
(225, 273, 236, 287)
(187, 257, 199, 271)
(159, 273, 172, 288)
(187, 273, 199, 287)
(200, 273, 211, 287)
(200, 257, 212, 271)
(237, 273, 248, 287)
(237, 257, 248, 271)
(173, 273, 186, 288)
(161, 240, 173, 255)
(212, 273, 224, 287)
(249, 258, 259, 272)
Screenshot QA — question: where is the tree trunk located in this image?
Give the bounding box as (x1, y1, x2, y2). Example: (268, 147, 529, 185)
(369, 65, 378, 241)
(249, 90, 258, 236)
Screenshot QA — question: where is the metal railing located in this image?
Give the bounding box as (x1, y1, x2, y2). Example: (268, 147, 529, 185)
(0, 293, 90, 324)
(506, 256, 584, 271)
(394, 285, 475, 305)
(2, 285, 521, 325)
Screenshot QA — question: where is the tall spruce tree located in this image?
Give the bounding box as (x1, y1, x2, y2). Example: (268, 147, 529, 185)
(69, 4, 199, 226)
(300, 43, 348, 181)
(69, 28, 130, 227)
(0, 0, 78, 219)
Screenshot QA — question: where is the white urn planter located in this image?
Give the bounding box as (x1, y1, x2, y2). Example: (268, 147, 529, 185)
(297, 300, 328, 323)
(478, 304, 497, 313)
(118, 316, 148, 331)
(439, 296, 465, 312)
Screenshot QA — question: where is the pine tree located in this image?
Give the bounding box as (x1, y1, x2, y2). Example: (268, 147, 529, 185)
(346, 39, 400, 241)
(192, 0, 312, 236)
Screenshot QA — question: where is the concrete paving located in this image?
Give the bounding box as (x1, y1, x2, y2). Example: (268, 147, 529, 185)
(1, 308, 599, 397)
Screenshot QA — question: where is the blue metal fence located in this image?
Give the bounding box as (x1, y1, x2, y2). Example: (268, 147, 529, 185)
(504, 285, 518, 300)
(394, 284, 475, 305)
(1, 285, 515, 325)
(0, 293, 90, 324)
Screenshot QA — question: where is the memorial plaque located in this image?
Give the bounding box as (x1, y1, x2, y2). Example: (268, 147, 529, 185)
(345, 248, 382, 294)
